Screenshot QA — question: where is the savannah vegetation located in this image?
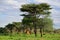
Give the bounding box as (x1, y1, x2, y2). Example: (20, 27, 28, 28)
(0, 3, 60, 40)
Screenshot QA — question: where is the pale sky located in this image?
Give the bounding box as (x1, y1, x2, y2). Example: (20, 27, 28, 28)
(0, 0, 60, 29)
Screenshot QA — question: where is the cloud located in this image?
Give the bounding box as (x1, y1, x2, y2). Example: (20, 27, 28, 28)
(0, 0, 27, 27)
(50, 9, 60, 29)
(5, 0, 22, 8)
(0, 0, 27, 10)
(0, 8, 5, 11)
(0, 12, 23, 27)
(0, 0, 60, 29)
(35, 0, 60, 7)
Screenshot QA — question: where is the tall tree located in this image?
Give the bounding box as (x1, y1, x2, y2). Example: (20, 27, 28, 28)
(20, 3, 52, 37)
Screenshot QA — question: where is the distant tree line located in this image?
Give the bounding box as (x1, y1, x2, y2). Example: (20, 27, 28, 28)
(0, 21, 53, 34)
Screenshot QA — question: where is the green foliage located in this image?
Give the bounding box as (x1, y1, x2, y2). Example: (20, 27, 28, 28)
(54, 29, 60, 33)
(12, 22, 23, 32)
(0, 34, 60, 40)
(12, 22, 22, 29)
(20, 3, 52, 15)
(5, 24, 16, 31)
(43, 18, 53, 32)
(0, 27, 8, 35)
(0, 27, 5, 33)
(20, 3, 53, 37)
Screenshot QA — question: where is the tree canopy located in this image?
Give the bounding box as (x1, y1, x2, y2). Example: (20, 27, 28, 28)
(20, 3, 53, 37)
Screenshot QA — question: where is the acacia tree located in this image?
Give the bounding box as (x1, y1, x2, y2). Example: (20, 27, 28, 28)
(20, 3, 52, 37)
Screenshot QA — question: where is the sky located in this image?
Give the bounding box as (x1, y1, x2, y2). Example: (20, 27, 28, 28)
(0, 0, 60, 29)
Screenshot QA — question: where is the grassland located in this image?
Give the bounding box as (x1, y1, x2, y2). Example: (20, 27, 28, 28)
(0, 33, 60, 40)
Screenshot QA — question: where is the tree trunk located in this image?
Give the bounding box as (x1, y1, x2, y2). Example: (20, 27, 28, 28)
(43, 27, 45, 35)
(33, 21, 37, 37)
(34, 23, 37, 37)
(34, 28, 37, 37)
(40, 28, 43, 37)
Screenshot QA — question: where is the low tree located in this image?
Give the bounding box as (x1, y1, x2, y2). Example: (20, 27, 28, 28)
(12, 22, 22, 33)
(5, 23, 16, 34)
(0, 27, 7, 35)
